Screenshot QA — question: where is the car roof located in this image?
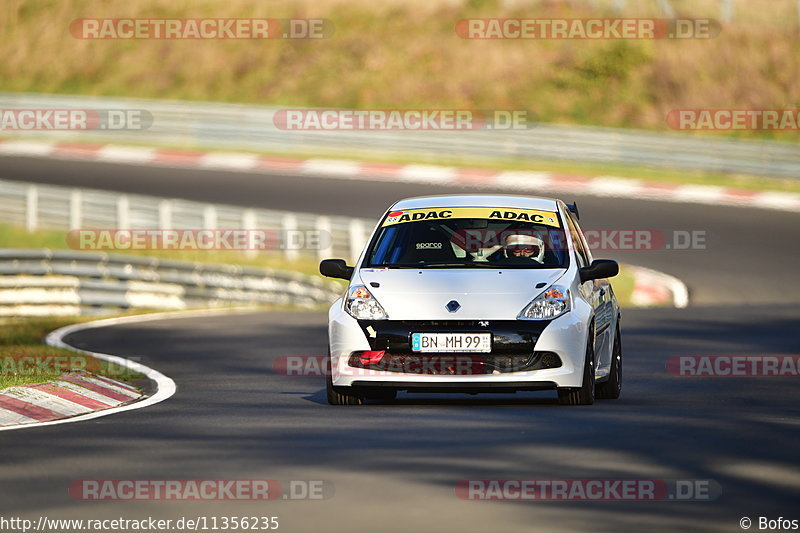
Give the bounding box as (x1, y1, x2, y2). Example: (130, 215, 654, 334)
(389, 194, 562, 212)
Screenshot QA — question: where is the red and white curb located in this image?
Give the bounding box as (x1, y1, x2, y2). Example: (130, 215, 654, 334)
(0, 313, 182, 432)
(0, 372, 142, 427)
(0, 307, 270, 432)
(629, 265, 689, 308)
(1, 139, 799, 212)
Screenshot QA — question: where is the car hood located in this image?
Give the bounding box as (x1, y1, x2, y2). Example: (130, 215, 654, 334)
(356, 268, 566, 320)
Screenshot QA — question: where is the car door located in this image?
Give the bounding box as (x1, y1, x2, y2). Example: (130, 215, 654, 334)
(566, 213, 614, 378)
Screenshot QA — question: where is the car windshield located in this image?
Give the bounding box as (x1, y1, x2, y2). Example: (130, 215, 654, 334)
(365, 206, 569, 269)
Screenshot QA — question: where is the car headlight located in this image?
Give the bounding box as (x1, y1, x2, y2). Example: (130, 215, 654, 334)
(518, 285, 571, 320)
(345, 285, 388, 320)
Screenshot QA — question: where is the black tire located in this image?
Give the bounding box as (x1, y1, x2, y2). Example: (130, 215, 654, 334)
(596, 322, 622, 400)
(326, 352, 364, 406)
(557, 326, 596, 406)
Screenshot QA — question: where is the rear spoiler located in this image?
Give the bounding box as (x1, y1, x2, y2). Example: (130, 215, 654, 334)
(566, 202, 580, 220)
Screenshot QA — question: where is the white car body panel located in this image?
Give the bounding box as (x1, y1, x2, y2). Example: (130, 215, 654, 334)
(356, 268, 565, 320)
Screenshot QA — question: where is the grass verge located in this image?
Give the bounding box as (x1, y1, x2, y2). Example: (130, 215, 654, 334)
(611, 267, 636, 308)
(0, 222, 327, 278)
(2, 0, 798, 142)
(0, 316, 144, 389)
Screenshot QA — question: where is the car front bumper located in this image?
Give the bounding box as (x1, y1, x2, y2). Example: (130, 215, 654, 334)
(328, 299, 592, 390)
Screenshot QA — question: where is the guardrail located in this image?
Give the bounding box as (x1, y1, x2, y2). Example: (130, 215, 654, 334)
(0, 177, 375, 263)
(0, 249, 343, 316)
(1, 92, 798, 178)
(0, 177, 372, 316)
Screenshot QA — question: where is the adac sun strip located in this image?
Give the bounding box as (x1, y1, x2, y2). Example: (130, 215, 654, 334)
(382, 207, 561, 228)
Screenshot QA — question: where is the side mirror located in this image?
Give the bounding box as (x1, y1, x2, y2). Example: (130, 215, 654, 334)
(319, 259, 354, 280)
(579, 259, 619, 283)
(566, 201, 580, 220)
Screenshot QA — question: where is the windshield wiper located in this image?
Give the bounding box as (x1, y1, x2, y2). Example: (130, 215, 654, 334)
(412, 262, 499, 268)
(369, 262, 500, 268)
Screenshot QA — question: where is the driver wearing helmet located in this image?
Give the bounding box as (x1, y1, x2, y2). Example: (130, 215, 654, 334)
(488, 232, 546, 264)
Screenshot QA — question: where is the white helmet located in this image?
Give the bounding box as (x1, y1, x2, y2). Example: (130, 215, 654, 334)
(504, 233, 545, 263)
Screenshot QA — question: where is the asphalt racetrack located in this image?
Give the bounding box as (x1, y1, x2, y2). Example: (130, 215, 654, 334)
(1, 157, 799, 532)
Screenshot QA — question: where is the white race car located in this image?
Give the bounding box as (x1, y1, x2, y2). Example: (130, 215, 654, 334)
(320, 194, 622, 405)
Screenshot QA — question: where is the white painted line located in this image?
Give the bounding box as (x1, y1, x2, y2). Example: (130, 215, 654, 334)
(96, 145, 157, 163)
(493, 171, 553, 191)
(751, 191, 800, 211)
(588, 177, 645, 197)
(0, 140, 56, 156)
(672, 185, 727, 203)
(199, 152, 260, 170)
(397, 164, 457, 184)
(301, 159, 363, 177)
(0, 387, 92, 416)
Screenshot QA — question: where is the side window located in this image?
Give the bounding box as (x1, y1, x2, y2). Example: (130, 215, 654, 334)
(573, 217, 593, 264)
(565, 213, 590, 268)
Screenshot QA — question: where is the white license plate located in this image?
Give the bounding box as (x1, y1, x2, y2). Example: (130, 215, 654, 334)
(411, 333, 492, 353)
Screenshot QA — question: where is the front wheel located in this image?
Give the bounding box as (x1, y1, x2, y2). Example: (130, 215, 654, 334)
(596, 322, 622, 400)
(557, 328, 596, 406)
(326, 352, 364, 406)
